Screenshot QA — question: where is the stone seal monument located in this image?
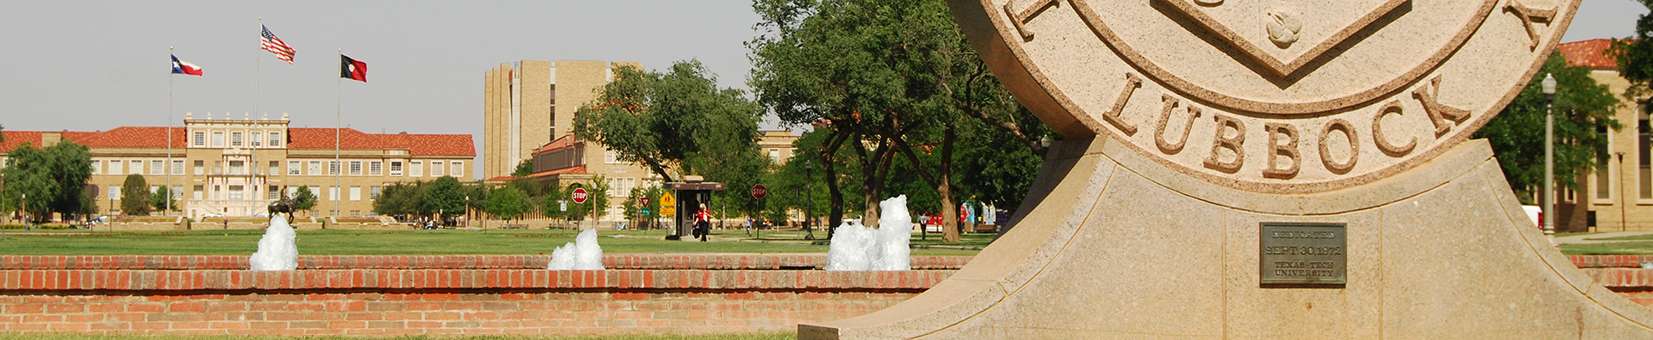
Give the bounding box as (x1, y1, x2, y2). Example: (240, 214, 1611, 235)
(801, 0, 1653, 338)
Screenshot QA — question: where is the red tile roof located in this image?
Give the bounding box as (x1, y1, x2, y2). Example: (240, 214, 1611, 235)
(0, 131, 44, 153)
(1559, 39, 1619, 70)
(0, 127, 472, 157)
(532, 135, 580, 155)
(65, 127, 187, 149)
(485, 165, 587, 183)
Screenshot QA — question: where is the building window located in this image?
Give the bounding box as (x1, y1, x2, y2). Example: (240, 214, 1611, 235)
(269, 132, 282, 147)
(350, 161, 363, 176)
(268, 161, 280, 176)
(228, 185, 244, 201)
(252, 132, 264, 147)
(193, 131, 206, 147)
(170, 186, 183, 200)
(109, 186, 121, 201)
(769, 149, 780, 162)
(149, 185, 159, 194)
(451, 161, 464, 178)
(349, 186, 362, 201)
(1641, 118, 1651, 200)
(390, 161, 403, 176)
(329, 161, 340, 175)
(370, 161, 383, 176)
(149, 160, 163, 175)
(308, 161, 322, 176)
(268, 185, 279, 200)
(231, 132, 243, 147)
(91, 160, 101, 175)
(193, 160, 204, 175)
(129, 160, 143, 175)
(109, 159, 123, 175)
(288, 161, 301, 176)
(329, 187, 340, 201)
(211, 131, 224, 147)
(229, 161, 245, 176)
(410, 161, 424, 177)
(371, 186, 382, 199)
(1598, 126, 1613, 202)
(432, 161, 445, 177)
(308, 186, 320, 201)
(605, 150, 621, 164)
(171, 160, 185, 175)
(192, 185, 204, 200)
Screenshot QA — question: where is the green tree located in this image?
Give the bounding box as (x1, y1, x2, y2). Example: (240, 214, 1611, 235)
(572, 61, 764, 183)
(44, 141, 94, 219)
(120, 175, 151, 216)
(541, 183, 567, 221)
(372, 182, 419, 220)
(421, 176, 467, 225)
(750, 0, 1050, 242)
(563, 177, 612, 223)
(512, 160, 535, 177)
(484, 187, 532, 223)
(150, 185, 176, 213)
(1, 144, 54, 222)
(1477, 52, 1621, 202)
(292, 186, 318, 216)
(1616, 3, 1653, 111)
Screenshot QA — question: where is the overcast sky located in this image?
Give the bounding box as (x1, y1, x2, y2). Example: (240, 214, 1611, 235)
(0, 0, 1645, 176)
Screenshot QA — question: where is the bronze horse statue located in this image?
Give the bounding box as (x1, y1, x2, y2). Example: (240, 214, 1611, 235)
(268, 187, 296, 222)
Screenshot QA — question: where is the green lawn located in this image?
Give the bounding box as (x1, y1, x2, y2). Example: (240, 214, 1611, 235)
(0, 334, 792, 340)
(0, 228, 989, 256)
(1561, 242, 1653, 255)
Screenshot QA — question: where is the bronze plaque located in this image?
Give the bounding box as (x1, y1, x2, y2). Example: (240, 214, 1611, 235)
(1260, 223, 1346, 286)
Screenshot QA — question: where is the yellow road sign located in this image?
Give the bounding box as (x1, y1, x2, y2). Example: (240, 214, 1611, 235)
(659, 192, 677, 216)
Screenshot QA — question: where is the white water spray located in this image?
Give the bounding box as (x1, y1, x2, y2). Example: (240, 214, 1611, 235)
(548, 229, 605, 270)
(827, 195, 912, 271)
(249, 216, 298, 271)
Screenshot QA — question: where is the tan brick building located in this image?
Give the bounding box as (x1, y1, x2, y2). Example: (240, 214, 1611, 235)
(1556, 39, 1653, 231)
(0, 113, 474, 219)
(481, 60, 640, 180)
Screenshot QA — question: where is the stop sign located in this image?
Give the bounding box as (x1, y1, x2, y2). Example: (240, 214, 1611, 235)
(571, 187, 589, 204)
(751, 184, 768, 200)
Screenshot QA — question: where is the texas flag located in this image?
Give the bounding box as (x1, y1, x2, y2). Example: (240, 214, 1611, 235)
(170, 55, 203, 76)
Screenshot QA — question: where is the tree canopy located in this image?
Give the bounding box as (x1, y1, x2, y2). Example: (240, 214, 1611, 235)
(1476, 53, 1620, 201)
(749, 0, 1049, 241)
(573, 60, 764, 183)
(2, 141, 93, 222)
(120, 174, 151, 216)
(484, 186, 533, 222)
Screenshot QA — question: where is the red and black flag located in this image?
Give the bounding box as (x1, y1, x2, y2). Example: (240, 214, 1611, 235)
(340, 54, 367, 83)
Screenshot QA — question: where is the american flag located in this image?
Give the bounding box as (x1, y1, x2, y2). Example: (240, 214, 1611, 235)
(260, 25, 295, 64)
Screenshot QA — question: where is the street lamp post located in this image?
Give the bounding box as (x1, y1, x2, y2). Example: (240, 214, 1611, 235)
(1542, 73, 1557, 236)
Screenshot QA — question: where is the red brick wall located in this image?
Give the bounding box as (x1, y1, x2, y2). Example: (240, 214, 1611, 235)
(0, 291, 912, 336)
(0, 255, 960, 336)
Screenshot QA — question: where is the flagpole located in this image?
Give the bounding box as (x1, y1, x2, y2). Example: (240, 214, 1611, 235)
(167, 47, 175, 216)
(334, 49, 343, 220)
(254, 17, 262, 117)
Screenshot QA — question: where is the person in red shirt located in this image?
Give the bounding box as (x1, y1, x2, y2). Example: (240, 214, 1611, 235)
(692, 204, 711, 242)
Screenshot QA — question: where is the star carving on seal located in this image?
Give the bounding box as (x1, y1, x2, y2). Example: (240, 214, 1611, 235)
(1155, 0, 1410, 78)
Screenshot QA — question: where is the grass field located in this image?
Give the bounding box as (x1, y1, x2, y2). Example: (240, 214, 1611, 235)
(1561, 242, 1653, 255)
(0, 227, 992, 256)
(0, 334, 793, 340)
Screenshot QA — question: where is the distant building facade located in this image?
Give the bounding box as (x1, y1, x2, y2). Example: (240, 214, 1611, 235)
(481, 59, 802, 221)
(0, 113, 474, 219)
(481, 60, 640, 180)
(1557, 39, 1651, 231)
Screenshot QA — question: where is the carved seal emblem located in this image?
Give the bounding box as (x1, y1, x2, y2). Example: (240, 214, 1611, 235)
(979, 0, 1576, 192)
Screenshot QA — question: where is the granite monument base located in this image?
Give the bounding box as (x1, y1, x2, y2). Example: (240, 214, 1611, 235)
(801, 137, 1653, 338)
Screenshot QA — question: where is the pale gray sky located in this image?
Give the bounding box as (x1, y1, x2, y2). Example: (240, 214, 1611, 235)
(0, 0, 1644, 176)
